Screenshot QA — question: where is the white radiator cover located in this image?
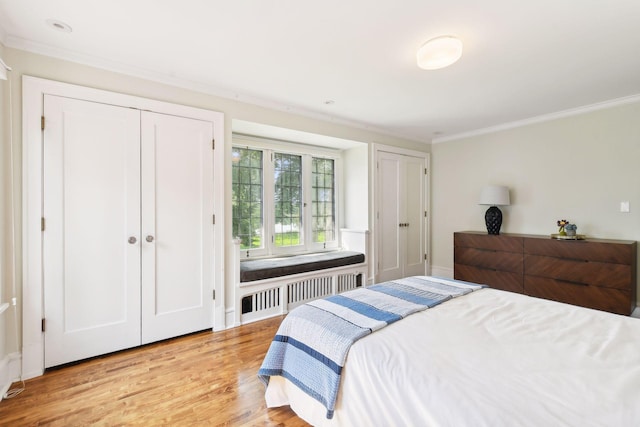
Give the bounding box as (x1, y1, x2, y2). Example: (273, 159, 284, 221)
(240, 269, 365, 324)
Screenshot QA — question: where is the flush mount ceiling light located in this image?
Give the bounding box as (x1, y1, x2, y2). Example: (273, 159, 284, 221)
(46, 19, 73, 33)
(417, 36, 463, 70)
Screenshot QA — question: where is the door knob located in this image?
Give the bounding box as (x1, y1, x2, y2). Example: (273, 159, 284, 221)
(128, 236, 137, 244)
(146, 235, 155, 243)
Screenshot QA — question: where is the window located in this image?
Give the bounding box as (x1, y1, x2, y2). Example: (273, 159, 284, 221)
(312, 158, 335, 244)
(231, 148, 263, 250)
(274, 153, 302, 247)
(232, 142, 339, 256)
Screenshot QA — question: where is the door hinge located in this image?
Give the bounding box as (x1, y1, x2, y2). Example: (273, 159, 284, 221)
(41, 116, 45, 130)
(212, 139, 215, 150)
(424, 168, 428, 175)
(424, 210, 428, 217)
(41, 318, 46, 332)
(212, 290, 216, 300)
(212, 214, 215, 225)
(424, 253, 427, 261)
(41, 217, 46, 231)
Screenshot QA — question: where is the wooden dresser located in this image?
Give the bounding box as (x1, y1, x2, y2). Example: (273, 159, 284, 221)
(454, 231, 637, 315)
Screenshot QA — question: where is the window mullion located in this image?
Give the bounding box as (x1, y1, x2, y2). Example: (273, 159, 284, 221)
(263, 149, 275, 254)
(302, 154, 312, 253)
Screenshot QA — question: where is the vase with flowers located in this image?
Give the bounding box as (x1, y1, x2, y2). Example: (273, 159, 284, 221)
(557, 219, 569, 236)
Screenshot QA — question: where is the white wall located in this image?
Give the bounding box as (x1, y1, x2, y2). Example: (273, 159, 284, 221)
(0, 41, 7, 366)
(431, 100, 640, 302)
(342, 145, 369, 230)
(1, 45, 430, 359)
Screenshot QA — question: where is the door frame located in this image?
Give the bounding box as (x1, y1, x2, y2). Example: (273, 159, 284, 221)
(370, 143, 431, 283)
(22, 76, 225, 379)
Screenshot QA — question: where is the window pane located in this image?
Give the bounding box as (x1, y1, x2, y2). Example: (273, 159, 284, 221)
(312, 158, 335, 243)
(232, 147, 263, 250)
(274, 153, 303, 247)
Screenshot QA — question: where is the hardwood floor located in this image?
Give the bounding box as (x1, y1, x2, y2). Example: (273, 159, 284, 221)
(0, 316, 309, 426)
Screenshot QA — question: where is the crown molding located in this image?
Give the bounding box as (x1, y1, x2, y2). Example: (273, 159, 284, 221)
(0, 22, 7, 45)
(4, 35, 427, 145)
(432, 94, 640, 144)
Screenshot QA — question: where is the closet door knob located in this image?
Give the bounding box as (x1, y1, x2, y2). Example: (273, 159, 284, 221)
(128, 236, 137, 244)
(146, 235, 155, 242)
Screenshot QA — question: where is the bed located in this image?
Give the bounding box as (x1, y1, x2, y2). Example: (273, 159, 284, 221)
(259, 276, 640, 426)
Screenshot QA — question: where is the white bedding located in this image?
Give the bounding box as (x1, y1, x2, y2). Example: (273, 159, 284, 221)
(265, 288, 640, 426)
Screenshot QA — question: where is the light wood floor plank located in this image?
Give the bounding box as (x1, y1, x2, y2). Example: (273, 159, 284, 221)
(0, 316, 309, 426)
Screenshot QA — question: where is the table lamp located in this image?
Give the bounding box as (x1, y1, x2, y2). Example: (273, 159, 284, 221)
(479, 185, 510, 235)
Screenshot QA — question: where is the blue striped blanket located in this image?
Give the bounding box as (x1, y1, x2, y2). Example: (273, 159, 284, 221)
(257, 276, 484, 419)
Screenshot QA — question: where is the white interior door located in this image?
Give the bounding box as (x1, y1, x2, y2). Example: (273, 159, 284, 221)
(140, 112, 214, 344)
(376, 151, 426, 282)
(377, 152, 402, 282)
(43, 95, 141, 368)
(402, 156, 426, 277)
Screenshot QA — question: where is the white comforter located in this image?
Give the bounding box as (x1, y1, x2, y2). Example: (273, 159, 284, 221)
(265, 288, 640, 426)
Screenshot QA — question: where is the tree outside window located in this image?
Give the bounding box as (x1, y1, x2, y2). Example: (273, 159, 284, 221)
(312, 158, 335, 244)
(274, 153, 302, 247)
(231, 147, 263, 249)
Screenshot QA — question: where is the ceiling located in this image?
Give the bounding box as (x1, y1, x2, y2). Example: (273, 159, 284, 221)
(1, 0, 639, 143)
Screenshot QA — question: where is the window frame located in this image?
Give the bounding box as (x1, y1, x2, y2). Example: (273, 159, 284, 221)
(232, 136, 341, 258)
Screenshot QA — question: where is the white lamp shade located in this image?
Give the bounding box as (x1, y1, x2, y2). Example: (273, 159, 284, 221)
(479, 185, 510, 206)
(417, 36, 463, 70)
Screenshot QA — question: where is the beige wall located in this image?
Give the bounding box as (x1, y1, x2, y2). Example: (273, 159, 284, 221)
(342, 145, 369, 230)
(1, 46, 429, 357)
(431, 101, 640, 301)
(0, 42, 7, 361)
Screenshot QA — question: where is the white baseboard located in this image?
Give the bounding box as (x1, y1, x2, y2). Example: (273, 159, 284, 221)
(0, 352, 22, 401)
(224, 309, 238, 330)
(430, 266, 453, 279)
(632, 307, 640, 319)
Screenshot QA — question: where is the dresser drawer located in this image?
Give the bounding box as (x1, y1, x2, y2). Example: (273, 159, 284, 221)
(455, 264, 523, 293)
(524, 238, 634, 264)
(455, 232, 523, 253)
(524, 276, 633, 315)
(525, 255, 632, 290)
(455, 247, 522, 274)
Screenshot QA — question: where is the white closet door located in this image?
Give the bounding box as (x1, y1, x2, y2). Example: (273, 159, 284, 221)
(376, 151, 426, 282)
(43, 95, 141, 368)
(402, 156, 427, 277)
(140, 111, 214, 344)
(377, 152, 403, 282)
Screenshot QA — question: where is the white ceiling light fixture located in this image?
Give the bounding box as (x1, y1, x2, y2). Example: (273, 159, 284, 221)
(417, 35, 463, 70)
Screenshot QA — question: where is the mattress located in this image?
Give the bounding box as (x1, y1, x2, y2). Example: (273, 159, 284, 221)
(264, 287, 640, 426)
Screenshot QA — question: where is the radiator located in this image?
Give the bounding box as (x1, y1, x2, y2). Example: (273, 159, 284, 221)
(240, 272, 364, 323)
(337, 272, 362, 293)
(287, 276, 333, 308)
(241, 287, 281, 316)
